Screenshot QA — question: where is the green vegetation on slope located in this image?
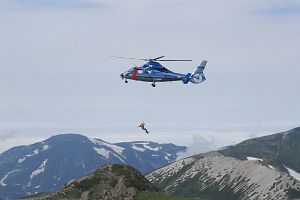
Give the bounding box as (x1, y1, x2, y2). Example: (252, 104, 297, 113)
(134, 191, 199, 200)
(111, 164, 155, 191)
(24, 164, 200, 200)
(24, 164, 160, 200)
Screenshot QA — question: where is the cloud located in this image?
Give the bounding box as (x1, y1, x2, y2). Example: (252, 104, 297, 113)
(176, 135, 218, 160)
(248, 131, 258, 139)
(255, 0, 300, 15)
(0, 130, 44, 153)
(0, 129, 18, 142)
(0, 0, 107, 10)
(175, 122, 293, 160)
(269, 6, 300, 15)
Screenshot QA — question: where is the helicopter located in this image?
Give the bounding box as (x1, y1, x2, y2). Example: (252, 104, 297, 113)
(115, 56, 207, 87)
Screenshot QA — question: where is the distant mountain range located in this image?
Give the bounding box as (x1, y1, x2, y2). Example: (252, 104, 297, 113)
(0, 134, 186, 200)
(3, 128, 300, 200)
(147, 128, 300, 200)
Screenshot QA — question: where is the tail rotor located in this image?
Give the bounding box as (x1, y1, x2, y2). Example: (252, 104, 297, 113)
(189, 60, 207, 84)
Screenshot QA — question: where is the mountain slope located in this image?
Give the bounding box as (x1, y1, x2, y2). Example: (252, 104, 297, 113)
(0, 134, 186, 200)
(24, 164, 159, 200)
(147, 152, 300, 200)
(116, 141, 182, 173)
(220, 127, 300, 172)
(147, 128, 300, 200)
(25, 164, 197, 200)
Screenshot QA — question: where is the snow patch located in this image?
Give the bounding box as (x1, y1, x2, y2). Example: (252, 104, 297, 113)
(66, 179, 75, 185)
(166, 153, 172, 156)
(28, 159, 48, 186)
(285, 166, 300, 181)
(89, 138, 124, 154)
(133, 142, 148, 145)
(18, 149, 39, 163)
(111, 152, 126, 163)
(131, 145, 145, 152)
(0, 170, 18, 187)
(133, 142, 160, 151)
(82, 161, 86, 169)
(247, 157, 262, 162)
(42, 145, 49, 151)
(143, 144, 160, 151)
(31, 159, 48, 178)
(18, 157, 26, 163)
(94, 146, 126, 163)
(94, 147, 110, 159)
(268, 165, 274, 170)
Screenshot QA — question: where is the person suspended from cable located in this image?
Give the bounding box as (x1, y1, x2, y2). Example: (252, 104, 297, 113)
(138, 122, 149, 134)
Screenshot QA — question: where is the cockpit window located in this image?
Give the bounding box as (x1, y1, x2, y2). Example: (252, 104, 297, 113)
(137, 69, 144, 74)
(160, 67, 169, 72)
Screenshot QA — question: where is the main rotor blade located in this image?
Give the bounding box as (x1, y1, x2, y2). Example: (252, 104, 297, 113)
(158, 59, 192, 61)
(109, 56, 147, 61)
(110, 56, 192, 62)
(152, 56, 165, 61)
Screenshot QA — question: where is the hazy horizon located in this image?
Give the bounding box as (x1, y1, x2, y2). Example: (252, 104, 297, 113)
(1, 0, 300, 154)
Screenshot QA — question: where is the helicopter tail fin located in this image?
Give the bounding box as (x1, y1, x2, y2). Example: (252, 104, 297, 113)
(189, 60, 207, 84)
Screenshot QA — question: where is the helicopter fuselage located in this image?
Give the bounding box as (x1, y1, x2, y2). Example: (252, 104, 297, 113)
(120, 60, 207, 87)
(121, 69, 185, 82)
(120, 61, 186, 84)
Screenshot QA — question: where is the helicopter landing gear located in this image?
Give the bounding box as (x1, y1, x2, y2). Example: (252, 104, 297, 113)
(125, 79, 128, 83)
(151, 82, 156, 87)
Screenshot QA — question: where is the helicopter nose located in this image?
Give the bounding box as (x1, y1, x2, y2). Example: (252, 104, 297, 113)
(120, 73, 124, 78)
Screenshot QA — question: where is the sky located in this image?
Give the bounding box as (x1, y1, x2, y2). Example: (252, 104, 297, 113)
(1, 0, 300, 153)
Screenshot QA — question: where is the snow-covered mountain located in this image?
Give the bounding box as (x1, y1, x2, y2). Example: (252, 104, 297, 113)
(0, 134, 186, 200)
(147, 128, 300, 200)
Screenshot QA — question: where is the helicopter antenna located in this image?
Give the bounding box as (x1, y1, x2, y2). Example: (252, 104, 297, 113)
(110, 56, 192, 62)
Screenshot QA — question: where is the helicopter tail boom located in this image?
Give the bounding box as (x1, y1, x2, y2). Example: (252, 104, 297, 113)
(182, 73, 191, 84)
(189, 60, 207, 84)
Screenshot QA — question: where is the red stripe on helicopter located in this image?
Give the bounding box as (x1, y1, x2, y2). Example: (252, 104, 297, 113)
(133, 66, 139, 80)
